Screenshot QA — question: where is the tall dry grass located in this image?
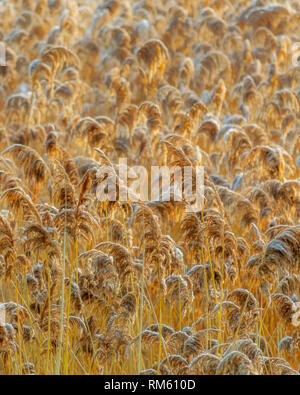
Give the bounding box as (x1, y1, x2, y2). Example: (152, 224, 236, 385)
(0, 0, 299, 375)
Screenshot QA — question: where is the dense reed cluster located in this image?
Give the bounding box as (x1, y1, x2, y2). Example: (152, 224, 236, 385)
(0, 0, 299, 375)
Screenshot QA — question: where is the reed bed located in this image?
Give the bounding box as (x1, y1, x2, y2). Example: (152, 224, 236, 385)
(0, 0, 299, 375)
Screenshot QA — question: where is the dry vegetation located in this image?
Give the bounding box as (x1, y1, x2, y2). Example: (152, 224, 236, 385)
(0, 0, 299, 375)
